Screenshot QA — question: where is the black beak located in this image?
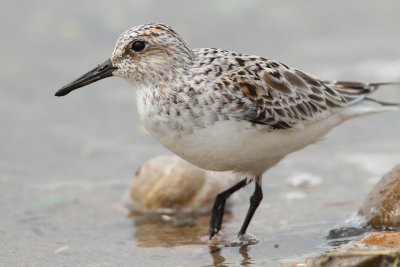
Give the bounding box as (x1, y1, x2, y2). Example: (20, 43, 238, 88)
(55, 58, 117, 97)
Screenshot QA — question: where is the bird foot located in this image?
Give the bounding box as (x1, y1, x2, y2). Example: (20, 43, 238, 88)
(225, 233, 259, 247)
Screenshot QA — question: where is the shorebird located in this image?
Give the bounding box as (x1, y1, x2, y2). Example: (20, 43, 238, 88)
(55, 23, 399, 241)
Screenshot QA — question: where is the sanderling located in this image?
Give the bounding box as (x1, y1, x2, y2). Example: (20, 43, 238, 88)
(55, 23, 399, 240)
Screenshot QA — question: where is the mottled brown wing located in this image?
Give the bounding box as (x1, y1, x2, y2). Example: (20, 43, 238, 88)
(230, 61, 375, 129)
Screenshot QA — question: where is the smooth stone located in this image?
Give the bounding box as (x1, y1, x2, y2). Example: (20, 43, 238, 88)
(358, 165, 400, 227)
(130, 155, 241, 214)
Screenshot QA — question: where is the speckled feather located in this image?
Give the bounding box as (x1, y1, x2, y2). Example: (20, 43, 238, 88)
(108, 23, 398, 175)
(113, 24, 383, 131)
(189, 48, 380, 130)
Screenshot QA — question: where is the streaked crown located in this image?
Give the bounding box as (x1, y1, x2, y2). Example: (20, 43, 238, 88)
(111, 23, 194, 86)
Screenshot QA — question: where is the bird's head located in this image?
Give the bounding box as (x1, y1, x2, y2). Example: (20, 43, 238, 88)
(55, 23, 193, 97)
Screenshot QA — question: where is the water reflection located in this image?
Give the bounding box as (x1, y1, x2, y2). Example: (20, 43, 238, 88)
(131, 211, 259, 266)
(208, 244, 254, 267)
(208, 245, 227, 267)
(131, 212, 235, 247)
(238, 245, 252, 266)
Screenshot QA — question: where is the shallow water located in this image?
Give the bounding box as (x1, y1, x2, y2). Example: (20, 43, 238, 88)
(1, 1, 400, 266)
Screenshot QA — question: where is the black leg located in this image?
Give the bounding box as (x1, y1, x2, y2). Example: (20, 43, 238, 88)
(209, 178, 250, 239)
(238, 179, 263, 236)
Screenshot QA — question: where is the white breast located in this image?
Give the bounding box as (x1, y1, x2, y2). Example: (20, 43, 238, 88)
(137, 89, 390, 177)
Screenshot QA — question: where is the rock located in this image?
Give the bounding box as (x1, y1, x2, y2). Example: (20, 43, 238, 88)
(358, 165, 400, 227)
(311, 250, 400, 267)
(310, 231, 400, 267)
(130, 155, 241, 214)
(297, 165, 400, 267)
(360, 231, 400, 248)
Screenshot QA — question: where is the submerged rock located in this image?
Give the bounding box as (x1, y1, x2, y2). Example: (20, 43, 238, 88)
(130, 155, 241, 214)
(358, 165, 400, 227)
(360, 231, 400, 248)
(311, 250, 400, 267)
(310, 166, 400, 267)
(311, 232, 400, 267)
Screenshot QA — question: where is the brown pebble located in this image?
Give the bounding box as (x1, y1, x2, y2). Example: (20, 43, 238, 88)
(310, 250, 400, 267)
(130, 155, 241, 213)
(360, 231, 400, 248)
(358, 165, 400, 227)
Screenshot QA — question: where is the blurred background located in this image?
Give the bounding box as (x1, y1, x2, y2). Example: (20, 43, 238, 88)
(1, 1, 400, 266)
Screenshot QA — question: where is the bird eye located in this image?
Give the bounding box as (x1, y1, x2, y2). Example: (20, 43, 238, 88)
(131, 41, 146, 52)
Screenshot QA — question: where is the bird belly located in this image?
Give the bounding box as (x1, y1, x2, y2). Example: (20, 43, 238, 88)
(145, 115, 343, 175)
(155, 99, 392, 174)
(137, 84, 385, 176)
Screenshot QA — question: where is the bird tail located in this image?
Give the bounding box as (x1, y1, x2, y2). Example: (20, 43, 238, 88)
(364, 97, 400, 110)
(369, 81, 400, 89)
(339, 98, 399, 121)
(323, 80, 400, 94)
(323, 80, 400, 106)
(367, 82, 400, 110)
(331, 81, 400, 120)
